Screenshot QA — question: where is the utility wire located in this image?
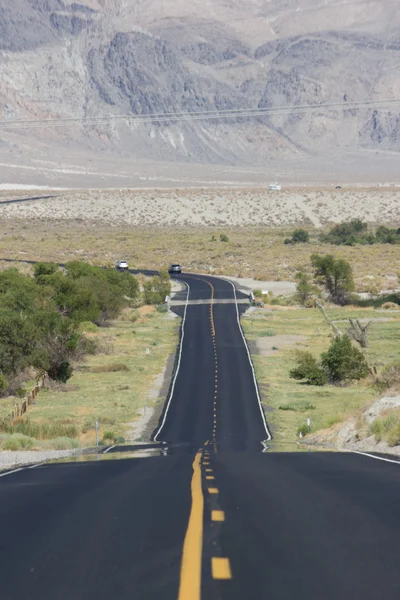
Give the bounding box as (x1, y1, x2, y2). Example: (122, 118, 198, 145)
(1, 99, 400, 130)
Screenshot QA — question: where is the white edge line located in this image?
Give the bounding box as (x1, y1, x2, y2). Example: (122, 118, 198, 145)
(0, 467, 25, 478)
(153, 280, 190, 441)
(220, 276, 272, 442)
(352, 450, 400, 465)
(103, 444, 116, 454)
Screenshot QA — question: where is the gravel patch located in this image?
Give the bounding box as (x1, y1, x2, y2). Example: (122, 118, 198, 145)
(0, 446, 99, 473)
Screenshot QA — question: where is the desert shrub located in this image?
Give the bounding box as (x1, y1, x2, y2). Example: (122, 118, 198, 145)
(381, 302, 400, 310)
(285, 229, 310, 244)
(375, 226, 400, 244)
(290, 351, 328, 386)
(387, 424, 400, 447)
(98, 415, 116, 425)
(102, 430, 117, 444)
(320, 219, 370, 245)
(129, 310, 139, 322)
(220, 233, 229, 242)
(321, 335, 368, 382)
(89, 363, 130, 373)
(156, 304, 168, 313)
(143, 272, 171, 305)
(45, 437, 80, 450)
(297, 424, 310, 436)
(375, 361, 400, 391)
(0, 418, 78, 439)
(2, 434, 36, 451)
(369, 419, 383, 441)
(279, 402, 316, 412)
(369, 411, 400, 446)
(78, 321, 99, 333)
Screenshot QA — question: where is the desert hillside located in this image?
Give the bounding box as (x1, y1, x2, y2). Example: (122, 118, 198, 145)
(0, 0, 400, 178)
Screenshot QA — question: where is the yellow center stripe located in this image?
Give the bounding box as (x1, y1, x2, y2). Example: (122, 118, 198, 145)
(212, 557, 232, 580)
(178, 452, 204, 600)
(211, 510, 225, 522)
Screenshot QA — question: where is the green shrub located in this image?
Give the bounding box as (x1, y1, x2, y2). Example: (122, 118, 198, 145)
(387, 424, 400, 447)
(284, 229, 310, 245)
(129, 310, 139, 322)
(290, 351, 328, 386)
(46, 437, 80, 450)
(3, 433, 36, 451)
(321, 336, 368, 382)
(102, 431, 116, 443)
(220, 233, 229, 242)
(297, 424, 309, 437)
(156, 304, 168, 313)
(78, 321, 99, 334)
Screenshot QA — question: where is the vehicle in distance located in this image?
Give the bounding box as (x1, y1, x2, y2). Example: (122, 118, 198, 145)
(168, 264, 182, 274)
(115, 260, 129, 272)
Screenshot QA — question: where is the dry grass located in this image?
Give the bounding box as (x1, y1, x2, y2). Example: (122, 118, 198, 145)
(1, 219, 400, 292)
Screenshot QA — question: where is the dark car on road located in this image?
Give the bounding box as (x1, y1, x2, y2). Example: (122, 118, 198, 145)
(168, 264, 182, 274)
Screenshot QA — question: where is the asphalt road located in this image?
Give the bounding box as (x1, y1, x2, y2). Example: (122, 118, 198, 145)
(0, 273, 399, 600)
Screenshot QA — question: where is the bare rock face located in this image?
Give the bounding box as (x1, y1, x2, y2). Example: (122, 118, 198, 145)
(0, 0, 400, 167)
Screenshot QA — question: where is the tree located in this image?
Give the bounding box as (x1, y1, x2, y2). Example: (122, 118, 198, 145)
(33, 312, 82, 382)
(321, 335, 368, 382)
(290, 351, 327, 386)
(311, 254, 354, 305)
(0, 312, 37, 375)
(33, 262, 59, 282)
(0, 269, 38, 312)
(143, 272, 171, 305)
(295, 272, 315, 305)
(347, 319, 372, 348)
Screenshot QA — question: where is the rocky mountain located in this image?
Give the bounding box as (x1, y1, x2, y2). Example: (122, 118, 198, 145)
(0, 0, 400, 169)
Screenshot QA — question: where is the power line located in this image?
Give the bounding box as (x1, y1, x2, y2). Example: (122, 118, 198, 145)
(1, 99, 400, 130)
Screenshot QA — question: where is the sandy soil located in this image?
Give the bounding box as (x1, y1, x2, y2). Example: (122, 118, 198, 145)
(255, 334, 305, 357)
(1, 188, 400, 227)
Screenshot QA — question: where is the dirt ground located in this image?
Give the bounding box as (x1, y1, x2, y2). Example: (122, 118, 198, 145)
(1, 187, 400, 227)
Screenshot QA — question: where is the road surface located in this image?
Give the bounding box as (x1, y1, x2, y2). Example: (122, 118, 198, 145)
(0, 273, 399, 600)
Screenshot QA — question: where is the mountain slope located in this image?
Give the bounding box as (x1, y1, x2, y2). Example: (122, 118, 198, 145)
(0, 0, 400, 169)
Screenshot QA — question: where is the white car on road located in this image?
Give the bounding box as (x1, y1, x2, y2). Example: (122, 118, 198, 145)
(115, 260, 129, 272)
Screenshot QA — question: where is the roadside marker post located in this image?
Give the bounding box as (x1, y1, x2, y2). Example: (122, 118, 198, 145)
(95, 420, 99, 447)
(146, 348, 150, 356)
(307, 418, 311, 434)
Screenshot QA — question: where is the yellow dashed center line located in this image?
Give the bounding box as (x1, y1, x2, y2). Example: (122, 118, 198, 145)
(211, 510, 225, 522)
(212, 558, 232, 580)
